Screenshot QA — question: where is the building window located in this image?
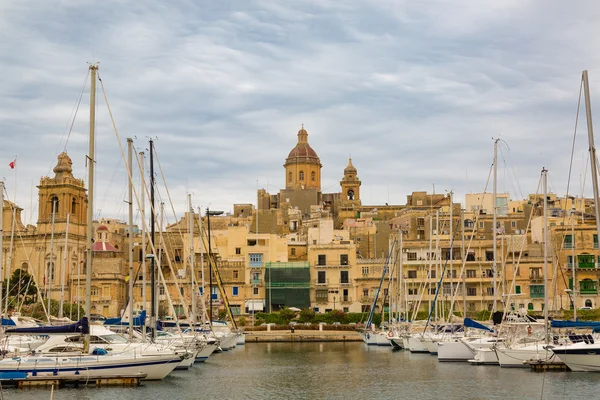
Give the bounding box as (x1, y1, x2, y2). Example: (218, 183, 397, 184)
(71, 198, 77, 214)
(340, 271, 349, 284)
(311, 171, 316, 181)
(563, 235, 573, 249)
(232, 286, 239, 296)
(316, 289, 328, 300)
(233, 270, 239, 279)
(235, 247, 241, 255)
(288, 172, 292, 183)
(485, 251, 494, 261)
(595, 235, 599, 249)
(317, 271, 326, 284)
(528, 302, 534, 311)
(486, 287, 494, 296)
(516, 285, 521, 294)
(362, 266, 369, 275)
(530, 284, 544, 298)
(511, 221, 516, 229)
(343, 307, 349, 313)
(467, 287, 477, 296)
(429, 270, 436, 279)
(407, 270, 417, 279)
(291, 248, 296, 256)
(407, 252, 417, 261)
(249, 253, 263, 267)
(91, 287, 99, 296)
(211, 287, 218, 300)
(160, 286, 165, 296)
(318, 255, 326, 266)
(347, 189, 354, 200)
(340, 254, 348, 265)
(479, 221, 484, 229)
(180, 287, 184, 296)
(466, 270, 476, 278)
(174, 249, 182, 263)
(363, 288, 368, 298)
(299, 171, 304, 181)
(253, 287, 259, 295)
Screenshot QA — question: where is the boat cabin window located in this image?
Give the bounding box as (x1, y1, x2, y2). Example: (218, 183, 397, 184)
(101, 334, 129, 344)
(65, 336, 84, 343)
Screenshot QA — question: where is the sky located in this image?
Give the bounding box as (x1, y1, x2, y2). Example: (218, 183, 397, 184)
(2, 1, 600, 227)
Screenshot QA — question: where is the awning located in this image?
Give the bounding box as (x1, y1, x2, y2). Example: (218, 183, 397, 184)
(245, 299, 265, 311)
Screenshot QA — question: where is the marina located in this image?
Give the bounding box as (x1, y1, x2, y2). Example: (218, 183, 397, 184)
(3, 342, 599, 400)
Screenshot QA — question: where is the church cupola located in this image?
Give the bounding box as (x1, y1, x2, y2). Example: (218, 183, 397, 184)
(284, 125, 322, 190)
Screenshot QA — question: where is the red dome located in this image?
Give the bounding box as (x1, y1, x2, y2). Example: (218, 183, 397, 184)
(284, 126, 321, 166)
(97, 225, 109, 231)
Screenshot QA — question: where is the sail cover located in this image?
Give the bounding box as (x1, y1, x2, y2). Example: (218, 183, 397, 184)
(5, 317, 89, 335)
(551, 320, 600, 329)
(464, 318, 493, 332)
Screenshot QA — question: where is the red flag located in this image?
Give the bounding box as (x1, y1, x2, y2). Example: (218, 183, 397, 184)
(8, 160, 15, 169)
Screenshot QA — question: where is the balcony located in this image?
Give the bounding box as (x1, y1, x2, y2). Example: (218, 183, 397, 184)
(529, 274, 543, 282)
(314, 263, 349, 268)
(361, 296, 375, 303)
(341, 296, 352, 303)
(250, 279, 262, 286)
(249, 261, 263, 268)
(340, 281, 352, 287)
(314, 279, 329, 286)
(315, 297, 329, 304)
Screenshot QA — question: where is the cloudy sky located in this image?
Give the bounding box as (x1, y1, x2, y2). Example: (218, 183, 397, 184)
(2, 1, 600, 226)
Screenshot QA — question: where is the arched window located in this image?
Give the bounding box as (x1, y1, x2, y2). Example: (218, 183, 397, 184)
(347, 189, 354, 201)
(288, 172, 292, 183)
(311, 171, 316, 181)
(299, 171, 304, 181)
(47, 261, 55, 281)
(71, 197, 77, 214)
(21, 262, 28, 272)
(585, 299, 593, 308)
(528, 303, 534, 311)
(49, 195, 59, 216)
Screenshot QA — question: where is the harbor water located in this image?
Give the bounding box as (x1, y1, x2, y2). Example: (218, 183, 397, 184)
(5, 342, 599, 399)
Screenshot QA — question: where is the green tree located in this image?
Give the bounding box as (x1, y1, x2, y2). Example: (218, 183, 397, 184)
(2, 269, 38, 308)
(298, 308, 316, 323)
(278, 307, 296, 323)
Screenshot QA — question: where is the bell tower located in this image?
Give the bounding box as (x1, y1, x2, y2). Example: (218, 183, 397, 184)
(37, 152, 88, 237)
(340, 158, 361, 206)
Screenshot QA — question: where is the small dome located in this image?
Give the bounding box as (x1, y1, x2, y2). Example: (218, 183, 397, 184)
(97, 225, 109, 231)
(53, 152, 73, 178)
(344, 158, 357, 174)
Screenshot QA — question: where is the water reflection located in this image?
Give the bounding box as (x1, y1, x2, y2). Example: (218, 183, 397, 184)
(4, 343, 599, 400)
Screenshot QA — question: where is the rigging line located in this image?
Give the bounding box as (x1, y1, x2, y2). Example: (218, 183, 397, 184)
(63, 69, 90, 152)
(46, 68, 90, 178)
(498, 144, 521, 202)
(566, 78, 584, 201)
(96, 156, 124, 219)
(1, 186, 50, 319)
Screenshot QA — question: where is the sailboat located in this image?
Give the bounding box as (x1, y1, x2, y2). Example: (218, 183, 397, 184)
(0, 65, 182, 382)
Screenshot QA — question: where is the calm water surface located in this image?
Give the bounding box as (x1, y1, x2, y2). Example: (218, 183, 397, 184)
(4, 342, 599, 400)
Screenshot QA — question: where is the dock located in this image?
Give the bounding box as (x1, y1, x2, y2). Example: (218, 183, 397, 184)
(245, 330, 362, 343)
(0, 373, 146, 388)
(525, 361, 570, 372)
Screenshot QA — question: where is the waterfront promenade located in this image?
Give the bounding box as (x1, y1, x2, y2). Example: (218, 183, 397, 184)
(244, 329, 362, 342)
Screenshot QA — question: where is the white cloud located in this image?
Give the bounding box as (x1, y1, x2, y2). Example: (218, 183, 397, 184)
(2, 0, 600, 225)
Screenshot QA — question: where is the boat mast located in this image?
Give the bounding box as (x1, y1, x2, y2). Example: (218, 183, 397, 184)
(149, 139, 156, 340)
(542, 168, 549, 338)
(571, 201, 577, 320)
(58, 213, 69, 319)
(0, 181, 4, 320)
(139, 151, 147, 340)
(5, 201, 17, 320)
(47, 196, 57, 321)
(583, 70, 600, 280)
(188, 195, 196, 324)
(492, 138, 499, 313)
(84, 64, 97, 352)
(127, 138, 134, 340)
(197, 207, 208, 325)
